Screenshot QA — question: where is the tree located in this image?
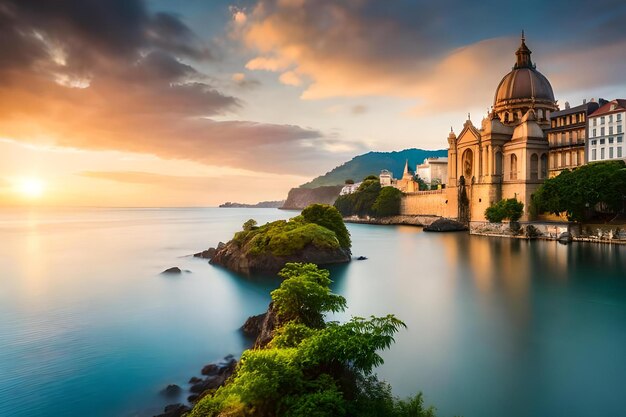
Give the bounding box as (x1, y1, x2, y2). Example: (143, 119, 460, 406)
(345, 179, 355, 185)
(415, 176, 429, 191)
(272, 263, 347, 328)
(532, 161, 626, 221)
(372, 187, 402, 217)
(301, 204, 351, 248)
(242, 218, 258, 231)
(485, 198, 524, 223)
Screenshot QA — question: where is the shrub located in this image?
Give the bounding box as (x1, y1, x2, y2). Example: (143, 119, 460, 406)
(302, 204, 351, 248)
(485, 198, 524, 223)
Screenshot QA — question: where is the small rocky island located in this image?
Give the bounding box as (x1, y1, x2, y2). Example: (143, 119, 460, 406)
(201, 204, 352, 275)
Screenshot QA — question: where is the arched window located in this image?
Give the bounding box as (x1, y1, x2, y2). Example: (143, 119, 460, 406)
(540, 154, 548, 178)
(510, 154, 518, 180)
(462, 149, 474, 180)
(530, 153, 538, 180)
(495, 151, 503, 175)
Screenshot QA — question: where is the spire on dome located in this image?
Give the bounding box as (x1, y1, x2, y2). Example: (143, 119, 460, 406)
(403, 159, 409, 174)
(514, 31, 534, 69)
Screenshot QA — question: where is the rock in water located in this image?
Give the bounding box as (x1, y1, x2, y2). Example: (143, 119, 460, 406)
(161, 267, 182, 274)
(155, 403, 190, 417)
(558, 232, 573, 244)
(423, 218, 468, 232)
(160, 384, 181, 397)
(193, 247, 216, 259)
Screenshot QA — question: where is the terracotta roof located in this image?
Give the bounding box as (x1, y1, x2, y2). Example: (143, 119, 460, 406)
(589, 99, 626, 117)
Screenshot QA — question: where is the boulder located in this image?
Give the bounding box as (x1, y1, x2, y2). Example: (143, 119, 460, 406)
(160, 384, 181, 397)
(558, 232, 573, 244)
(161, 267, 182, 274)
(356, 256, 368, 261)
(155, 403, 190, 417)
(423, 218, 468, 232)
(188, 376, 202, 384)
(241, 313, 266, 339)
(201, 363, 219, 376)
(193, 247, 216, 259)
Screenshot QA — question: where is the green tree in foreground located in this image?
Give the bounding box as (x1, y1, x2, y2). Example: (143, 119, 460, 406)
(485, 198, 524, 223)
(189, 263, 437, 417)
(372, 186, 403, 217)
(532, 161, 626, 222)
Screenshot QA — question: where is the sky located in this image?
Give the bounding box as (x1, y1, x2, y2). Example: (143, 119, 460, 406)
(0, 0, 625, 207)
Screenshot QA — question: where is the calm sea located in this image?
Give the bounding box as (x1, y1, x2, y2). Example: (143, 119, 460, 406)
(0, 208, 625, 417)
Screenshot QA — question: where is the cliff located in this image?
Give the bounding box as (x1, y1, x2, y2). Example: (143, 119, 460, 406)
(281, 185, 343, 210)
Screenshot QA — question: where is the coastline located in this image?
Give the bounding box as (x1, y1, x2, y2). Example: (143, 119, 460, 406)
(344, 215, 626, 245)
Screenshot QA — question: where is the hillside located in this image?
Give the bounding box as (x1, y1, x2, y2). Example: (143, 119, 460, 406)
(300, 148, 447, 189)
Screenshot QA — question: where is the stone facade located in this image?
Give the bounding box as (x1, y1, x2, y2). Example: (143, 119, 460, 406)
(443, 35, 557, 222)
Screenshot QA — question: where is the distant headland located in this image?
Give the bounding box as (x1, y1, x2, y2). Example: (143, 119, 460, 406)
(219, 200, 284, 208)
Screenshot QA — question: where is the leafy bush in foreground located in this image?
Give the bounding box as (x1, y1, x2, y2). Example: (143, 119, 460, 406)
(189, 263, 437, 417)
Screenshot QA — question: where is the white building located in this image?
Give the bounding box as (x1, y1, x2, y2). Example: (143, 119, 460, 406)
(379, 169, 394, 186)
(416, 157, 448, 187)
(588, 99, 626, 163)
(339, 182, 362, 195)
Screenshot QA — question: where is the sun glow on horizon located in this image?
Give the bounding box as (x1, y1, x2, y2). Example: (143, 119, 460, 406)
(14, 178, 45, 199)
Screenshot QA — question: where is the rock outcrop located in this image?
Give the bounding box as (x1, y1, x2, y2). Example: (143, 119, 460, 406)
(241, 303, 281, 348)
(423, 218, 468, 232)
(281, 185, 343, 210)
(210, 242, 350, 276)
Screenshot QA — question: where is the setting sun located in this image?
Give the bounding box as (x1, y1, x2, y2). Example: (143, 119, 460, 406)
(15, 178, 45, 199)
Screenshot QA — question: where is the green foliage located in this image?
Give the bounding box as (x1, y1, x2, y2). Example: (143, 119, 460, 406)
(532, 161, 626, 222)
(372, 187, 403, 217)
(272, 263, 347, 328)
(416, 176, 429, 191)
(334, 178, 383, 217)
(301, 204, 351, 248)
(485, 198, 524, 223)
(242, 219, 258, 231)
(232, 207, 351, 258)
(190, 263, 436, 417)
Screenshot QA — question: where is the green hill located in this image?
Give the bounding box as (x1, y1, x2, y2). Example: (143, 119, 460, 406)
(300, 148, 448, 188)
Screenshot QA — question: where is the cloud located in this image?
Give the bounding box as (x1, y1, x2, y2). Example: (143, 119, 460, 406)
(352, 105, 367, 115)
(279, 70, 302, 86)
(232, 72, 261, 89)
(236, 0, 626, 111)
(0, 0, 357, 176)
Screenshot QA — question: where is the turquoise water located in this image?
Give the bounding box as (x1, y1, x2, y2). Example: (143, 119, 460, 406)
(0, 208, 625, 417)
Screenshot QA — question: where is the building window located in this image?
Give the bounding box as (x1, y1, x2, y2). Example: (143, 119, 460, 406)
(601, 116, 605, 124)
(510, 154, 518, 180)
(495, 151, 503, 175)
(618, 125, 623, 133)
(540, 154, 548, 178)
(609, 137, 614, 144)
(591, 140, 597, 146)
(593, 118, 597, 126)
(561, 153, 566, 167)
(601, 148, 605, 159)
(593, 128, 596, 137)
(609, 147, 614, 158)
(601, 127, 605, 136)
(609, 115, 613, 123)
(617, 114, 622, 122)
(592, 149, 597, 160)
(530, 154, 538, 180)
(618, 136, 623, 143)
(618, 148, 623, 158)
(610, 126, 614, 135)
(600, 139, 605, 145)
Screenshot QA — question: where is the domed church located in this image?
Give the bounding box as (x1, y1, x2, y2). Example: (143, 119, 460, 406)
(445, 34, 558, 223)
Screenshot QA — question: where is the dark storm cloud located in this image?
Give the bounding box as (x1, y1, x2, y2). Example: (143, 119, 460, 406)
(0, 0, 351, 175)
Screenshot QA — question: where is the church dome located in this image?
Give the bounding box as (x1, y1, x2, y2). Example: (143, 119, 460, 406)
(492, 34, 557, 125)
(494, 68, 554, 105)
